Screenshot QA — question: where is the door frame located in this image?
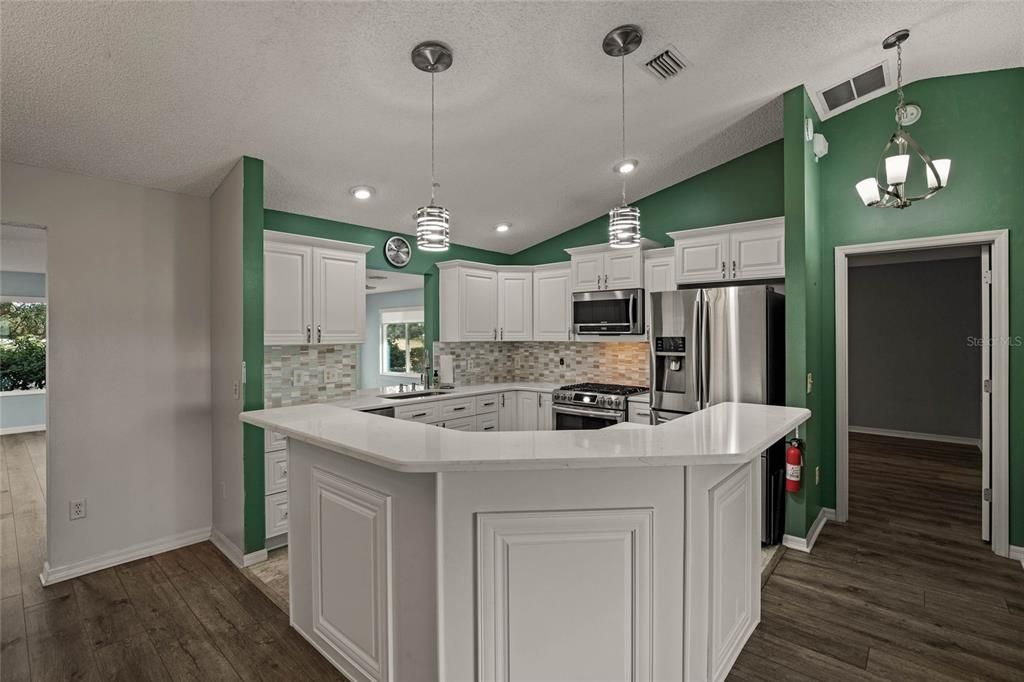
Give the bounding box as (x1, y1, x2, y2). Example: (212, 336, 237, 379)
(834, 229, 1010, 558)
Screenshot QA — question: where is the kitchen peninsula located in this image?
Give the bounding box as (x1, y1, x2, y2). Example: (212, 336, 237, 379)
(241, 395, 809, 682)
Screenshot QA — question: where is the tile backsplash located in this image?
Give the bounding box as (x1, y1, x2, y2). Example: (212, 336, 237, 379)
(433, 341, 649, 387)
(264, 344, 360, 407)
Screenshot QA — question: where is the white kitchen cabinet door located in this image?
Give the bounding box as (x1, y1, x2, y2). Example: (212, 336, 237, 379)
(265, 491, 289, 538)
(644, 252, 676, 293)
(532, 266, 572, 341)
(537, 393, 553, 431)
(498, 271, 533, 341)
(628, 401, 652, 425)
(729, 222, 785, 281)
(675, 233, 729, 285)
(477, 413, 500, 432)
(460, 267, 499, 341)
(499, 392, 518, 431)
(516, 392, 540, 431)
(441, 416, 476, 431)
(264, 242, 313, 345)
(313, 247, 366, 344)
(571, 253, 605, 292)
(603, 250, 644, 290)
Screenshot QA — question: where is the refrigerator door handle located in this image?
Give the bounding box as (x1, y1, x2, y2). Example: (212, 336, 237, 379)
(690, 293, 702, 406)
(702, 293, 711, 408)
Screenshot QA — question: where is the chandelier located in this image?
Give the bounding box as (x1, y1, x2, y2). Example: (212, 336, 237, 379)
(855, 29, 951, 209)
(603, 25, 643, 248)
(411, 41, 453, 251)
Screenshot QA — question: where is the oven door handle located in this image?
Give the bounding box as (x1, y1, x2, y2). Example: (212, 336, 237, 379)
(553, 405, 625, 422)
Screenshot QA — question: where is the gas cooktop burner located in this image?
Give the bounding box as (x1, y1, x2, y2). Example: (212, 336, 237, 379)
(557, 383, 648, 396)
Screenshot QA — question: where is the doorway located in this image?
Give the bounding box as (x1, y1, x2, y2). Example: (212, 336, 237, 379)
(835, 231, 1010, 558)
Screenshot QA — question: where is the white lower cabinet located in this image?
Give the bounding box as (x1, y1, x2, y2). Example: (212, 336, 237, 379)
(388, 390, 553, 433)
(476, 413, 499, 432)
(440, 416, 476, 431)
(516, 392, 539, 431)
(538, 393, 553, 431)
(265, 491, 289, 538)
(628, 401, 652, 425)
(498, 392, 518, 431)
(265, 450, 289, 495)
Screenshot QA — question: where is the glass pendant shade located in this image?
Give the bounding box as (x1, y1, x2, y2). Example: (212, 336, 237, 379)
(885, 154, 910, 185)
(415, 204, 450, 251)
(608, 205, 641, 248)
(855, 178, 881, 206)
(926, 158, 951, 189)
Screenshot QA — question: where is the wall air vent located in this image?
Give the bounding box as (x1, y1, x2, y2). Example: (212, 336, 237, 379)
(817, 63, 890, 115)
(642, 46, 688, 81)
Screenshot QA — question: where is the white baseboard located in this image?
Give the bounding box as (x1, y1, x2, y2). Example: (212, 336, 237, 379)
(849, 426, 981, 448)
(0, 424, 46, 435)
(782, 507, 835, 553)
(1009, 545, 1024, 571)
(40, 526, 210, 585)
(210, 527, 268, 567)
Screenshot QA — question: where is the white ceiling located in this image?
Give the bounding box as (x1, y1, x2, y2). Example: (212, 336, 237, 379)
(366, 269, 423, 294)
(2, 3, 1021, 254)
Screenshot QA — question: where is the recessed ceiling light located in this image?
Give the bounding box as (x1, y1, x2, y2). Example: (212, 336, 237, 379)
(350, 185, 375, 200)
(495, 223, 511, 233)
(613, 159, 639, 175)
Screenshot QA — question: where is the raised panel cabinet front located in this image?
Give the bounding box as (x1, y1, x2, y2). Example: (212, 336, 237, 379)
(675, 235, 728, 284)
(460, 267, 499, 341)
(644, 253, 676, 293)
(498, 271, 533, 341)
(729, 223, 785, 280)
(311, 468, 392, 682)
(603, 250, 644, 289)
(313, 247, 366, 344)
(532, 266, 572, 341)
(515, 392, 539, 431)
(264, 242, 313, 345)
(570, 253, 605, 292)
(477, 509, 653, 682)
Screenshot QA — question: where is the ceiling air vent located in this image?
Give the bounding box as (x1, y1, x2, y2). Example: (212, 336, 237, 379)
(818, 63, 889, 114)
(642, 46, 688, 81)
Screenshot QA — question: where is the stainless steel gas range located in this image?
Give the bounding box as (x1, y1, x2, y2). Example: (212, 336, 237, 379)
(551, 383, 649, 430)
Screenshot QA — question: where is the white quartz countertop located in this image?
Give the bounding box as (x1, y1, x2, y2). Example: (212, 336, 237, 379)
(321, 382, 559, 412)
(240, 396, 810, 473)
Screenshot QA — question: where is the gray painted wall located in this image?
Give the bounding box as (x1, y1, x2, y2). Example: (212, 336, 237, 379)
(849, 257, 981, 440)
(361, 288, 425, 389)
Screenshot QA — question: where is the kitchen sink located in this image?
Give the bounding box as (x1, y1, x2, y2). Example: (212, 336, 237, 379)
(379, 391, 451, 400)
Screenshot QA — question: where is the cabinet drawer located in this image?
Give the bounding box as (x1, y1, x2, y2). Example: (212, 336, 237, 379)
(628, 401, 652, 425)
(265, 491, 289, 538)
(264, 429, 287, 452)
(439, 397, 476, 420)
(475, 393, 500, 414)
(477, 413, 499, 432)
(265, 450, 288, 495)
(395, 402, 440, 423)
(441, 415, 476, 431)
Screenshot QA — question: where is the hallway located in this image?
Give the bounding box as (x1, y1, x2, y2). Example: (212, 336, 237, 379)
(730, 432, 1024, 680)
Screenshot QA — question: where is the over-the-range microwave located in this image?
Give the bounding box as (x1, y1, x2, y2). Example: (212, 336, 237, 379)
(572, 288, 644, 335)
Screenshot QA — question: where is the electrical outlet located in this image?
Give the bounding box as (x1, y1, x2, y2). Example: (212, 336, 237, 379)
(815, 466, 820, 485)
(324, 367, 341, 383)
(292, 370, 310, 387)
(69, 499, 86, 520)
(232, 381, 239, 399)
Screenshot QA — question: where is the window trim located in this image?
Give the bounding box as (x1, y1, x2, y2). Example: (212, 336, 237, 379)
(380, 311, 425, 378)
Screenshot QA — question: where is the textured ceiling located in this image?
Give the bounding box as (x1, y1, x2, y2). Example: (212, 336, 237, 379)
(2, 2, 1021, 253)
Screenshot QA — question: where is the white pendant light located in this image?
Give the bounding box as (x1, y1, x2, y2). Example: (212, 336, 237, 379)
(854, 29, 952, 209)
(603, 25, 643, 248)
(412, 41, 453, 251)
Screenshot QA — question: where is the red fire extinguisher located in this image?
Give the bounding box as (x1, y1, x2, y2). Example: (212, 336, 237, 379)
(785, 439, 803, 493)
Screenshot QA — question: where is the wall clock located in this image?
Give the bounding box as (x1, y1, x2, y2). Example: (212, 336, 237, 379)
(384, 236, 412, 268)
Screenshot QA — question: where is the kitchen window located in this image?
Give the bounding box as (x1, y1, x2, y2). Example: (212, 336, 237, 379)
(381, 307, 425, 377)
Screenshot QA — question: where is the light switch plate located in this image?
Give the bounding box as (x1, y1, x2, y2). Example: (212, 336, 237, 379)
(292, 370, 310, 387)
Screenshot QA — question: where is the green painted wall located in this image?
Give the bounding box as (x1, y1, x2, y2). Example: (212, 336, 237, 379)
(782, 87, 825, 537)
(815, 68, 1024, 543)
(511, 140, 785, 265)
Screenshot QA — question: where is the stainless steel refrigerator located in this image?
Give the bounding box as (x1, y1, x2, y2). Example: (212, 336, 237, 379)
(649, 285, 786, 544)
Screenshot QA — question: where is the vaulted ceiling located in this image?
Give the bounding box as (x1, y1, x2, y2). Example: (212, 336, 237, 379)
(3, 2, 1021, 253)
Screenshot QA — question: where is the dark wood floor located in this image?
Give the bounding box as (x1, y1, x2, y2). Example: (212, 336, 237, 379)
(0, 433, 345, 681)
(730, 432, 1024, 681)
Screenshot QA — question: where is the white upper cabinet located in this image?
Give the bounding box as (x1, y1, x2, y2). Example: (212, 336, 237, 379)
(265, 242, 313, 345)
(264, 233, 371, 345)
(459, 267, 499, 341)
(532, 264, 572, 342)
(669, 217, 784, 285)
(643, 248, 676, 293)
(313, 247, 366, 344)
(498, 270, 533, 341)
(568, 245, 644, 292)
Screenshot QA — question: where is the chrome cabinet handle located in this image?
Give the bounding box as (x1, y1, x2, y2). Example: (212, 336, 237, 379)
(500, 327, 503, 340)
(732, 260, 737, 279)
(317, 324, 322, 343)
(721, 262, 726, 279)
(568, 326, 572, 340)
(412, 411, 428, 418)
(493, 328, 497, 340)
(628, 292, 635, 332)
(306, 325, 312, 343)
(596, 274, 600, 288)
(501, 394, 505, 407)
(603, 274, 608, 288)
(537, 393, 541, 408)
(453, 406, 467, 412)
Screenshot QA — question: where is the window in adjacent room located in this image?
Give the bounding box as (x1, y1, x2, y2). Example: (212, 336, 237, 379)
(381, 307, 425, 377)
